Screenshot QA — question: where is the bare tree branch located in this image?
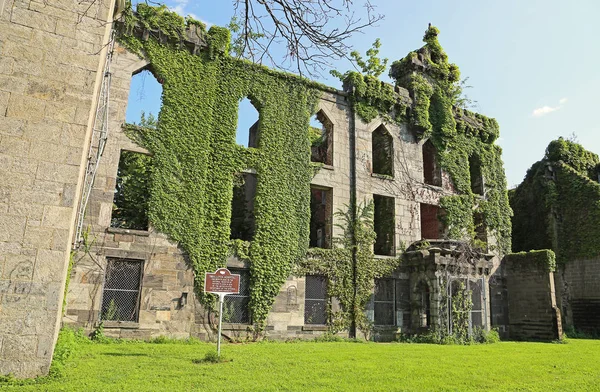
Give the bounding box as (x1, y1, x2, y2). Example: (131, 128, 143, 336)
(232, 0, 384, 76)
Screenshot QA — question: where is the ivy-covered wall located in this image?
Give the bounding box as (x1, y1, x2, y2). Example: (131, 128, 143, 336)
(119, 4, 323, 329)
(113, 4, 512, 337)
(346, 26, 512, 254)
(511, 138, 600, 263)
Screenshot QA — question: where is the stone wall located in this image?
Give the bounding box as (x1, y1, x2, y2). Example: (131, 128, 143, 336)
(504, 250, 562, 341)
(0, 0, 115, 377)
(556, 257, 600, 333)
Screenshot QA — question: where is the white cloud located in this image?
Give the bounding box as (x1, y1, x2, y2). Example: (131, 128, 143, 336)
(532, 105, 560, 117)
(532, 97, 568, 117)
(167, 0, 211, 26)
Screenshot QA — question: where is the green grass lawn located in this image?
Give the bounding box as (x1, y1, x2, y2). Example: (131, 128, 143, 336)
(4, 337, 600, 391)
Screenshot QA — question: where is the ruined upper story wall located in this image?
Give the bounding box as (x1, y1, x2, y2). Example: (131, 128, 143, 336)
(0, 0, 115, 378)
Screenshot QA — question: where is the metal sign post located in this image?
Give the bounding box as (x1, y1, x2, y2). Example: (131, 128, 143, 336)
(204, 268, 241, 359)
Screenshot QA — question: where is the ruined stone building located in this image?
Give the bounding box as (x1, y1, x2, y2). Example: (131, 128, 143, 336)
(0, 0, 561, 379)
(511, 138, 600, 334)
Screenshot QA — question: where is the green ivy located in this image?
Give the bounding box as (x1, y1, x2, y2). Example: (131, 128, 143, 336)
(118, 3, 321, 329)
(511, 138, 600, 263)
(297, 202, 402, 337)
(347, 25, 512, 254)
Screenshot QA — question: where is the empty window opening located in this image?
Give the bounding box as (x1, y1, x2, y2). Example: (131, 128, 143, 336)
(469, 154, 484, 195)
(101, 258, 143, 322)
(304, 274, 328, 325)
(310, 110, 333, 166)
(423, 140, 442, 186)
(236, 97, 260, 148)
(126, 68, 162, 126)
(473, 212, 487, 249)
(223, 268, 251, 324)
(420, 203, 444, 240)
(373, 278, 412, 328)
(230, 172, 257, 241)
(374, 195, 395, 256)
(310, 187, 333, 248)
(416, 281, 431, 328)
(372, 125, 394, 176)
(111, 150, 152, 231)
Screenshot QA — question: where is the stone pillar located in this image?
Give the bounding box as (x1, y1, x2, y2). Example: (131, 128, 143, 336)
(0, 0, 115, 377)
(504, 250, 562, 341)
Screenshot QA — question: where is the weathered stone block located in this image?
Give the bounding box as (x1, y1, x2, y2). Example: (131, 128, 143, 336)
(41, 205, 73, 229)
(6, 93, 46, 120)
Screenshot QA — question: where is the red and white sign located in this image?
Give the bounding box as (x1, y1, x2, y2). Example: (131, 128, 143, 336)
(204, 268, 240, 294)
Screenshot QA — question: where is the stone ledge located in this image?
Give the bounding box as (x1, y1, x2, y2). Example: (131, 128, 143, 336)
(302, 325, 327, 331)
(107, 227, 151, 237)
(102, 321, 140, 329)
(221, 323, 251, 331)
(371, 173, 394, 181)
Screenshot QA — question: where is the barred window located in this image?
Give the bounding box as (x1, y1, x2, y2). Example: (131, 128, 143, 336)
(223, 268, 251, 324)
(374, 278, 411, 328)
(304, 275, 327, 325)
(374, 278, 394, 326)
(470, 279, 484, 328)
(101, 258, 143, 322)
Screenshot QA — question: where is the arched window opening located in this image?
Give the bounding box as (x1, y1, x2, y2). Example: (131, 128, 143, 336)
(469, 154, 484, 195)
(423, 140, 442, 186)
(416, 281, 431, 328)
(310, 110, 333, 165)
(230, 172, 257, 241)
(236, 97, 260, 148)
(310, 186, 332, 248)
(126, 68, 162, 127)
(372, 125, 394, 176)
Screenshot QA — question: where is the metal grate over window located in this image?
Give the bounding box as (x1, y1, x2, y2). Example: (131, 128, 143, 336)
(223, 268, 251, 324)
(101, 258, 143, 322)
(304, 275, 328, 325)
(374, 278, 394, 326)
(374, 278, 411, 327)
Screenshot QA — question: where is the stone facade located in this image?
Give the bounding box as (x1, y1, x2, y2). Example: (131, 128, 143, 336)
(556, 257, 600, 333)
(502, 251, 562, 341)
(62, 38, 503, 342)
(0, 2, 512, 377)
(0, 0, 117, 378)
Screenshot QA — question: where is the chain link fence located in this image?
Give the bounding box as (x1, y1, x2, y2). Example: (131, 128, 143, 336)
(101, 259, 143, 322)
(304, 275, 327, 325)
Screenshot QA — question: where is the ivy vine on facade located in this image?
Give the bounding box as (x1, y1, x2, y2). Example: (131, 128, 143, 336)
(62, 2, 513, 342)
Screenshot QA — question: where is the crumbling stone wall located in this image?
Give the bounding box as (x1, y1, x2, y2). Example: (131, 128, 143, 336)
(504, 250, 562, 341)
(0, 0, 115, 378)
(556, 257, 600, 333)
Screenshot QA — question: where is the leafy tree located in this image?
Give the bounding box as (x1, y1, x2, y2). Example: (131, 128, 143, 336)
(330, 38, 388, 80)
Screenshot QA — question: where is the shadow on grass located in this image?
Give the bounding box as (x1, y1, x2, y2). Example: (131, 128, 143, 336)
(102, 353, 150, 357)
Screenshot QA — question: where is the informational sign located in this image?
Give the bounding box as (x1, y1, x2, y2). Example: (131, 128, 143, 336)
(204, 268, 240, 294)
(203, 268, 240, 358)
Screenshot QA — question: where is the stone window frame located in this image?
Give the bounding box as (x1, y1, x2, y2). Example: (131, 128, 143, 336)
(222, 267, 252, 325)
(373, 194, 396, 256)
(99, 257, 145, 324)
(110, 148, 153, 232)
(304, 274, 328, 325)
(309, 185, 334, 249)
(310, 109, 334, 167)
(371, 124, 395, 178)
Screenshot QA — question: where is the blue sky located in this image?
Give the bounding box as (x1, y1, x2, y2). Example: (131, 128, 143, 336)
(126, 0, 600, 187)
